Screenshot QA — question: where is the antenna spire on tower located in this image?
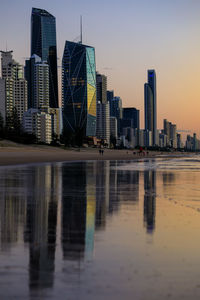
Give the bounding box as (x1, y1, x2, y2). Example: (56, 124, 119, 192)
(80, 15, 82, 44)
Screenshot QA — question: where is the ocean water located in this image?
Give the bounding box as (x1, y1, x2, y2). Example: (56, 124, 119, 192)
(0, 156, 200, 299)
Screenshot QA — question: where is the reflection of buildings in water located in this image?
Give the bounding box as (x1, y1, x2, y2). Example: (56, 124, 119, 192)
(24, 165, 60, 290)
(95, 161, 110, 230)
(162, 172, 176, 185)
(108, 161, 140, 215)
(0, 168, 27, 251)
(85, 163, 96, 257)
(143, 170, 156, 234)
(61, 162, 96, 261)
(117, 168, 139, 202)
(108, 161, 118, 214)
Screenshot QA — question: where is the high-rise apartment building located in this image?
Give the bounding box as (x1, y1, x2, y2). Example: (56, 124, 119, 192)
(1, 50, 27, 124)
(1, 51, 14, 123)
(170, 124, 177, 148)
(163, 119, 170, 146)
(0, 79, 5, 122)
(34, 60, 49, 109)
(177, 133, 182, 149)
(25, 55, 61, 140)
(144, 70, 157, 146)
(31, 8, 58, 108)
(96, 73, 107, 104)
(96, 102, 110, 145)
(62, 41, 97, 139)
(163, 119, 177, 148)
(96, 72, 110, 144)
(26, 55, 49, 110)
(23, 108, 52, 144)
(110, 116, 117, 140)
(25, 54, 43, 109)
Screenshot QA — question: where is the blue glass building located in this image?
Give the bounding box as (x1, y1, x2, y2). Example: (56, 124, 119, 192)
(123, 107, 140, 130)
(62, 41, 96, 139)
(144, 70, 157, 145)
(31, 8, 58, 108)
(107, 90, 114, 103)
(108, 96, 122, 136)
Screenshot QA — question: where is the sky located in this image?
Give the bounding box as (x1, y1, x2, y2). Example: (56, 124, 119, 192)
(0, 0, 200, 135)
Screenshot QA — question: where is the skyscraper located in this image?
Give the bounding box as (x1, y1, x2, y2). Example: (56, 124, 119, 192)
(25, 54, 49, 109)
(1, 50, 27, 125)
(107, 90, 114, 103)
(96, 72, 110, 145)
(144, 70, 157, 146)
(96, 102, 110, 145)
(31, 8, 58, 108)
(0, 79, 5, 123)
(163, 119, 177, 148)
(108, 96, 122, 136)
(62, 41, 96, 140)
(96, 73, 107, 104)
(122, 107, 140, 130)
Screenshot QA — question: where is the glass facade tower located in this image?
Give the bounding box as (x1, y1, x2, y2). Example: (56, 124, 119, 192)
(62, 41, 96, 138)
(31, 8, 58, 108)
(144, 70, 157, 145)
(123, 107, 140, 130)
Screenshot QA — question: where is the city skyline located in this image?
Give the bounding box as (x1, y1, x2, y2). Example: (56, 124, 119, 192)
(0, 0, 200, 135)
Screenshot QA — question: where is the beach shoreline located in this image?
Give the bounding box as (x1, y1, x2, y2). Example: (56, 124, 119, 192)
(0, 142, 194, 167)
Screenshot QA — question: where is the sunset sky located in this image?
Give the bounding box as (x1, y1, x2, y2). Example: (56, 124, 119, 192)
(0, 0, 200, 136)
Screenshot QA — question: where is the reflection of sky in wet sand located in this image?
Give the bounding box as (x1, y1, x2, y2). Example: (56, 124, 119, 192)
(1, 158, 200, 298)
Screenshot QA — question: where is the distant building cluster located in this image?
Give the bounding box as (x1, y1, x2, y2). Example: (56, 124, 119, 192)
(0, 7, 198, 149)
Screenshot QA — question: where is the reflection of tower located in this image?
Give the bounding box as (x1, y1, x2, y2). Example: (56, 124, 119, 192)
(85, 162, 96, 258)
(117, 168, 139, 203)
(0, 168, 27, 251)
(108, 161, 120, 214)
(95, 161, 110, 230)
(162, 172, 176, 185)
(62, 163, 87, 260)
(61, 162, 96, 261)
(24, 165, 59, 289)
(143, 170, 156, 234)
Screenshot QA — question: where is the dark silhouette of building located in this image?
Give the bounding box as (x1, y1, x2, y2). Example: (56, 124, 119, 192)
(107, 90, 114, 103)
(144, 70, 157, 145)
(31, 8, 58, 108)
(123, 108, 139, 130)
(120, 107, 140, 140)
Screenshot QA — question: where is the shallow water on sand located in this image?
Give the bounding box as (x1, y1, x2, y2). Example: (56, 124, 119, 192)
(1, 157, 200, 299)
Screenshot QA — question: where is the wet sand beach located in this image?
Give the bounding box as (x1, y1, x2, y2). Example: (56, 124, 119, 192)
(0, 143, 191, 166)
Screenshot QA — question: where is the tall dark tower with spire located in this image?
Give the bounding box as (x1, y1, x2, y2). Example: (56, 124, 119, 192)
(31, 8, 58, 108)
(144, 69, 157, 146)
